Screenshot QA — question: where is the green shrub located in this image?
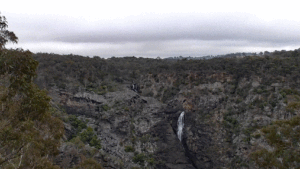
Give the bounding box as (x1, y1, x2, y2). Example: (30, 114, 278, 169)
(124, 146, 135, 152)
(147, 158, 155, 166)
(79, 127, 101, 149)
(251, 116, 300, 168)
(280, 91, 287, 98)
(287, 102, 300, 110)
(101, 104, 110, 111)
(89, 136, 101, 149)
(133, 153, 146, 166)
(74, 158, 103, 169)
(80, 127, 94, 142)
(70, 136, 85, 149)
(140, 134, 150, 143)
(281, 88, 300, 95)
(162, 87, 179, 103)
(68, 115, 87, 134)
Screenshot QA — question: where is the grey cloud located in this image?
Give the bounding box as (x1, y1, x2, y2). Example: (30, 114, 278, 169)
(5, 12, 300, 57)
(10, 39, 300, 58)
(46, 13, 300, 45)
(9, 12, 300, 45)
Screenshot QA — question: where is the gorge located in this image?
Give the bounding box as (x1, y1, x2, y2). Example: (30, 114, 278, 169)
(2, 10, 300, 169)
(30, 50, 300, 168)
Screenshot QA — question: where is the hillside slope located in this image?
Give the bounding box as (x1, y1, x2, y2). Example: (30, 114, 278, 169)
(33, 50, 300, 168)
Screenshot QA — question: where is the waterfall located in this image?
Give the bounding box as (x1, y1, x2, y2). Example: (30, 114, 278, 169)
(177, 111, 185, 142)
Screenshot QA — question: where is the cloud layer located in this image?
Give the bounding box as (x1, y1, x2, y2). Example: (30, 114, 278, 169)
(3, 8, 300, 57)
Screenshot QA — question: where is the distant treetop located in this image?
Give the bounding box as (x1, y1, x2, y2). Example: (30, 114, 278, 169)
(0, 12, 18, 49)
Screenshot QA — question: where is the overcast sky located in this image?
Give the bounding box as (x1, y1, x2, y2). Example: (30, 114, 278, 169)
(2, 0, 300, 58)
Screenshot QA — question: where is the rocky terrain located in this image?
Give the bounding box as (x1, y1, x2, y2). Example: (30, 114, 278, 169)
(2, 11, 300, 169)
(32, 50, 300, 168)
(50, 85, 194, 168)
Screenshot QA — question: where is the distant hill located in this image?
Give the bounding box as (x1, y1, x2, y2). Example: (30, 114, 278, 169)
(165, 49, 300, 60)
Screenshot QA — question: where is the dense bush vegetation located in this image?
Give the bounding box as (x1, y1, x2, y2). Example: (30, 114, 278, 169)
(0, 14, 64, 168)
(0, 12, 103, 169)
(251, 116, 300, 168)
(34, 48, 300, 91)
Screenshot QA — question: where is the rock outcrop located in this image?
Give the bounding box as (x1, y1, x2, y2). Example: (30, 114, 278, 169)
(48, 71, 298, 169)
(32, 52, 300, 168)
(51, 87, 196, 168)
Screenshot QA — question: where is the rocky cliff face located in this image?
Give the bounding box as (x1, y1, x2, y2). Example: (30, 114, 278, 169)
(47, 71, 297, 169)
(33, 53, 300, 168)
(50, 86, 196, 168)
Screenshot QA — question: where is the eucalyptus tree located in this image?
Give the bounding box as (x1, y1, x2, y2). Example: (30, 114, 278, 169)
(0, 12, 64, 168)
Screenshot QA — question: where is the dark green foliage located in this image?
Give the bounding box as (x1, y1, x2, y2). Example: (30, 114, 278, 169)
(251, 116, 300, 168)
(223, 110, 241, 143)
(281, 88, 300, 95)
(68, 115, 102, 149)
(140, 134, 151, 143)
(80, 127, 101, 149)
(162, 87, 180, 103)
(133, 153, 146, 166)
(80, 127, 95, 142)
(243, 126, 259, 143)
(132, 152, 156, 166)
(89, 137, 102, 149)
(101, 104, 110, 111)
(68, 115, 87, 134)
(223, 113, 239, 130)
(287, 102, 300, 111)
(147, 157, 155, 166)
(74, 158, 103, 169)
(33, 48, 300, 99)
(229, 156, 249, 169)
(0, 12, 18, 49)
(124, 145, 135, 152)
(0, 30, 63, 168)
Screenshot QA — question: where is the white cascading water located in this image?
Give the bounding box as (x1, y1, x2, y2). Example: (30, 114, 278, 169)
(177, 111, 185, 142)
